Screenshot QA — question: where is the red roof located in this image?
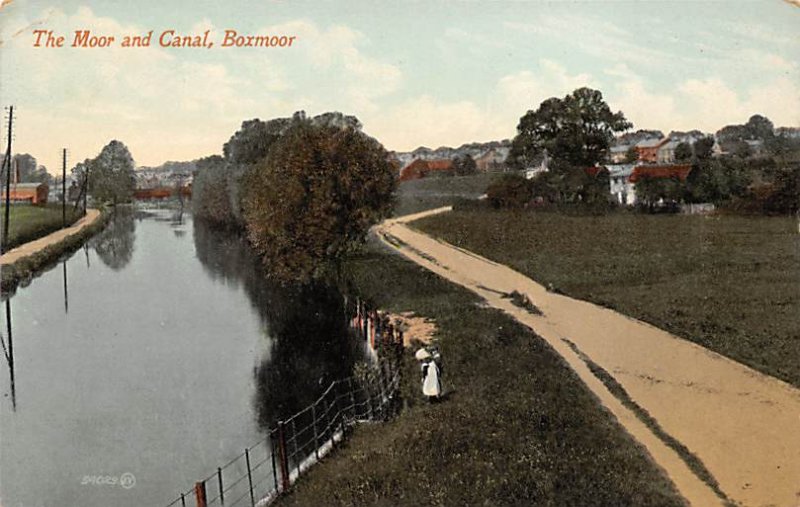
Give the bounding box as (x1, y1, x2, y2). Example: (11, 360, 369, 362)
(628, 164, 692, 183)
(398, 158, 454, 181)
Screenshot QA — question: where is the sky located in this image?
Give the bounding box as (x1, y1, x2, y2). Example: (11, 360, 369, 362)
(0, 0, 798, 173)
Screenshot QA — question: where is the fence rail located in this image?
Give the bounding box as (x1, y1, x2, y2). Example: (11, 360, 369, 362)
(165, 359, 400, 507)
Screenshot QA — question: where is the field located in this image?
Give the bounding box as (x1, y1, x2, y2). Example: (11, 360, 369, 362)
(413, 210, 800, 388)
(393, 173, 494, 216)
(274, 239, 684, 506)
(0, 204, 82, 251)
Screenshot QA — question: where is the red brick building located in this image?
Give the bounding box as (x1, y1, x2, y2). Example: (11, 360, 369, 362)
(1, 182, 49, 204)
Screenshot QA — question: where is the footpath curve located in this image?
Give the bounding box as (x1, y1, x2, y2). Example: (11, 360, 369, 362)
(376, 207, 800, 507)
(0, 208, 102, 266)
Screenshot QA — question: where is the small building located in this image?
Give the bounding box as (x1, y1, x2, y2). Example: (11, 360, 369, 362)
(1, 182, 49, 204)
(475, 147, 510, 172)
(635, 138, 669, 163)
(656, 140, 682, 164)
(524, 149, 550, 180)
(609, 144, 633, 163)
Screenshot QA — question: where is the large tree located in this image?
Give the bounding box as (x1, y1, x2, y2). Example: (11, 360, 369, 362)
(242, 119, 396, 281)
(510, 87, 632, 168)
(90, 140, 136, 205)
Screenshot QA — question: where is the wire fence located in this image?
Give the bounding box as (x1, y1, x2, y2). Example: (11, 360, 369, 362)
(164, 357, 401, 507)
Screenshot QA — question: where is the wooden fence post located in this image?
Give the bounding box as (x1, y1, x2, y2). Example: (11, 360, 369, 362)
(312, 403, 319, 460)
(194, 481, 207, 507)
(277, 421, 290, 493)
(217, 467, 225, 506)
(245, 448, 255, 507)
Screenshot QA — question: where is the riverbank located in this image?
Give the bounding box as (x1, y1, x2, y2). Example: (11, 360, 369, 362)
(1, 208, 107, 294)
(273, 236, 684, 506)
(0, 204, 83, 251)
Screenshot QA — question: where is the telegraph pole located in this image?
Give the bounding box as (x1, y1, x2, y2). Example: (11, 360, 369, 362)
(2, 106, 14, 254)
(62, 149, 67, 227)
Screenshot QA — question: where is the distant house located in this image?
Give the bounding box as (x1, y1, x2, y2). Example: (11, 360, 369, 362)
(475, 147, 510, 171)
(609, 144, 633, 163)
(597, 163, 692, 206)
(656, 140, 682, 164)
(2, 182, 49, 205)
(524, 149, 550, 180)
(635, 138, 669, 163)
(606, 164, 637, 205)
(398, 158, 455, 181)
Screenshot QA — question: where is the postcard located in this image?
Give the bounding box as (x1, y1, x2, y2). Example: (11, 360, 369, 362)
(1, 1, 798, 506)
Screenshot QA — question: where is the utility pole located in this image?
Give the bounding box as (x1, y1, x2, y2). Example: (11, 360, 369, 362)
(62, 148, 67, 227)
(2, 106, 14, 254)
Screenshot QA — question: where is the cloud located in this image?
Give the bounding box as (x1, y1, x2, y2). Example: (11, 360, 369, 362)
(505, 15, 672, 68)
(603, 65, 800, 133)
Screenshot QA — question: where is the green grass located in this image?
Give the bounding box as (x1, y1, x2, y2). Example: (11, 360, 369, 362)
(275, 239, 685, 506)
(1, 204, 82, 251)
(394, 173, 494, 216)
(1, 208, 108, 295)
(413, 209, 800, 388)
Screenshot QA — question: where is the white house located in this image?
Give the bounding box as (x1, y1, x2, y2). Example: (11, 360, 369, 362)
(524, 149, 550, 179)
(606, 164, 637, 205)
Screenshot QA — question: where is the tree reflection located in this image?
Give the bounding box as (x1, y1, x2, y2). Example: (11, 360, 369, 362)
(192, 219, 360, 429)
(91, 207, 136, 270)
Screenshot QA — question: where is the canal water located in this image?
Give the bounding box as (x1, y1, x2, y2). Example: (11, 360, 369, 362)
(0, 207, 361, 507)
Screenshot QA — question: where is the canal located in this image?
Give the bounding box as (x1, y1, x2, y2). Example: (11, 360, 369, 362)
(0, 207, 361, 506)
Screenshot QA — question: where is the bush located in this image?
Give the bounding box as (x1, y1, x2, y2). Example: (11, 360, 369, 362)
(486, 174, 533, 208)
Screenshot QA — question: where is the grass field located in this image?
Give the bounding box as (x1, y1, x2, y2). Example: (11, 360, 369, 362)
(0, 204, 82, 251)
(393, 173, 494, 216)
(275, 239, 684, 506)
(413, 210, 800, 388)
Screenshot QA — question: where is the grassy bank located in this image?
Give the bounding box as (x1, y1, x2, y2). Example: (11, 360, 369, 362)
(1, 204, 82, 251)
(1, 209, 108, 295)
(413, 210, 800, 388)
(394, 173, 494, 216)
(275, 239, 684, 506)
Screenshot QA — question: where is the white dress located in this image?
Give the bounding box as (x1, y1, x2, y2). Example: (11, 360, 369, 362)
(422, 361, 442, 397)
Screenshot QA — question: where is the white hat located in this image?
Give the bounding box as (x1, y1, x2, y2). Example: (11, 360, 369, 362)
(415, 348, 432, 360)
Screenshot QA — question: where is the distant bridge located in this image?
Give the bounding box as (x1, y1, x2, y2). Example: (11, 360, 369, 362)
(133, 186, 191, 200)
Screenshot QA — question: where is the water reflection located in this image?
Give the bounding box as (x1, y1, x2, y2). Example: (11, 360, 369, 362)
(62, 260, 69, 314)
(192, 220, 361, 429)
(1, 298, 15, 411)
(90, 207, 136, 270)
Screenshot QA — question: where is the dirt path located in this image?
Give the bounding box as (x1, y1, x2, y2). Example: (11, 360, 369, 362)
(0, 209, 101, 266)
(376, 207, 800, 507)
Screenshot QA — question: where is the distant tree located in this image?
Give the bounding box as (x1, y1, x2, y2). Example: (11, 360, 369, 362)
(242, 119, 396, 281)
(11, 154, 49, 184)
(674, 142, 693, 162)
(510, 87, 632, 169)
(486, 174, 533, 208)
(624, 146, 639, 163)
(90, 140, 136, 206)
(732, 141, 752, 159)
(635, 176, 684, 212)
(453, 154, 478, 176)
(762, 165, 799, 214)
(694, 136, 715, 160)
(744, 114, 774, 140)
(685, 158, 751, 204)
